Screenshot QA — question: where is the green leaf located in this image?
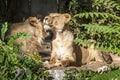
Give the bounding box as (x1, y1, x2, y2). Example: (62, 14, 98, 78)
(1, 22, 8, 41)
(7, 32, 31, 47)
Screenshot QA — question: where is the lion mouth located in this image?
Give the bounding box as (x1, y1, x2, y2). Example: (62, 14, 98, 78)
(43, 24, 51, 30)
(43, 18, 51, 30)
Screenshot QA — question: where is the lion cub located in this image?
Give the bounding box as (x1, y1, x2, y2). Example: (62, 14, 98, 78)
(43, 13, 76, 67)
(43, 13, 113, 68)
(6, 17, 47, 53)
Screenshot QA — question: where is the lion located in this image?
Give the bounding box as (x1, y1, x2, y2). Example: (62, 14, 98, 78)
(43, 13, 112, 67)
(43, 13, 76, 67)
(5, 17, 47, 53)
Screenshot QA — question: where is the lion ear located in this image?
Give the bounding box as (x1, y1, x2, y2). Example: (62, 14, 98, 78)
(63, 13, 71, 24)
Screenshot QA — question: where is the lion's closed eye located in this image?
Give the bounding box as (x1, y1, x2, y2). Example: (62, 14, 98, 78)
(52, 21, 58, 26)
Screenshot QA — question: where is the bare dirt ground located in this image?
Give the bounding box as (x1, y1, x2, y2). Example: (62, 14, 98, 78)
(48, 61, 120, 71)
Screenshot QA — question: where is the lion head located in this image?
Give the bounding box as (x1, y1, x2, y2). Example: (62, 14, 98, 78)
(43, 13, 71, 32)
(6, 17, 47, 53)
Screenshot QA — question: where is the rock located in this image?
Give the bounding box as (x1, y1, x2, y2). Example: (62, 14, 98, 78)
(48, 69, 65, 80)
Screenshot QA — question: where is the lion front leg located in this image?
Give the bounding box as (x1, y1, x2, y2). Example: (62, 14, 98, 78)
(60, 56, 75, 67)
(50, 52, 58, 65)
(61, 59, 71, 67)
(50, 56, 56, 65)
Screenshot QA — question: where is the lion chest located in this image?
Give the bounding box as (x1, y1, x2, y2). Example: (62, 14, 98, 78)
(53, 33, 66, 58)
(56, 37, 65, 53)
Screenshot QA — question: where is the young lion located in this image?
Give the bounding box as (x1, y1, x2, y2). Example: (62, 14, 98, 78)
(43, 13, 76, 67)
(43, 13, 112, 67)
(6, 17, 47, 53)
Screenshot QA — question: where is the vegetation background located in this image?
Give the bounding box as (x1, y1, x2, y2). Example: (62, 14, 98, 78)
(0, 0, 120, 80)
(64, 0, 120, 54)
(63, 0, 120, 79)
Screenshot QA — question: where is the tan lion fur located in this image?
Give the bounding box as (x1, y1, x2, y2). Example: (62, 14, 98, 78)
(6, 17, 47, 53)
(44, 13, 76, 67)
(43, 13, 112, 67)
(74, 45, 112, 66)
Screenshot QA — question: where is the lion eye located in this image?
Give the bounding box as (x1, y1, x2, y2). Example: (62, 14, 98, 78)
(45, 17, 49, 20)
(53, 21, 58, 25)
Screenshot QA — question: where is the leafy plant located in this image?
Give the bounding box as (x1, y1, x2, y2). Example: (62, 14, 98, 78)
(0, 22, 49, 80)
(65, 0, 120, 54)
(63, 66, 120, 80)
(62, 1, 120, 80)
